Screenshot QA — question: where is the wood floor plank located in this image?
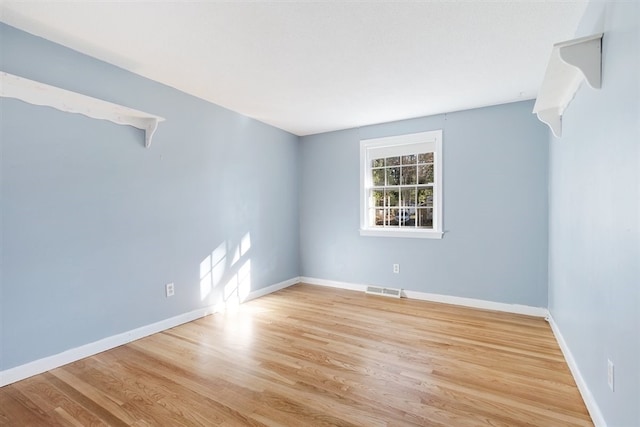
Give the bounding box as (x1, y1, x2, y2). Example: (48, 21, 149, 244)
(44, 371, 131, 427)
(12, 375, 107, 427)
(0, 284, 593, 426)
(0, 385, 67, 427)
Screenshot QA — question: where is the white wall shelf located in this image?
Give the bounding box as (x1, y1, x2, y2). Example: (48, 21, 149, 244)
(0, 71, 165, 147)
(533, 33, 603, 137)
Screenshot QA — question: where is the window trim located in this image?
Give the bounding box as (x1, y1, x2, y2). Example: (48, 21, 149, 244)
(359, 130, 443, 239)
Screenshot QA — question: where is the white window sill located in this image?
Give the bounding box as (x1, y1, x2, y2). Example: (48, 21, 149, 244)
(359, 228, 444, 239)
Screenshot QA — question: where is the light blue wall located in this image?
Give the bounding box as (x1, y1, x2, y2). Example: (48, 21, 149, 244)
(299, 101, 550, 307)
(547, 1, 640, 426)
(0, 24, 300, 370)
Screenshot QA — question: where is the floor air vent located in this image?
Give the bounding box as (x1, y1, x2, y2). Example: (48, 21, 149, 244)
(365, 286, 402, 298)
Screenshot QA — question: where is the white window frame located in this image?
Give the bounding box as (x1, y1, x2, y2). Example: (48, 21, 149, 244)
(360, 130, 443, 239)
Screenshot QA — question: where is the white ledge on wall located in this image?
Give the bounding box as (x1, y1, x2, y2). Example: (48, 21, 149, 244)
(533, 33, 603, 137)
(0, 71, 165, 147)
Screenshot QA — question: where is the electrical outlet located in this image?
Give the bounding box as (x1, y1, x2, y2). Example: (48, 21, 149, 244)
(607, 359, 614, 391)
(393, 264, 400, 274)
(165, 282, 175, 297)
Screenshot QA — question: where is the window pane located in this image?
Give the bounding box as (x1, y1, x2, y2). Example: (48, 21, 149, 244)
(416, 208, 433, 229)
(417, 188, 433, 206)
(385, 189, 399, 207)
(418, 152, 434, 163)
(418, 164, 434, 184)
(401, 166, 416, 185)
(372, 189, 384, 207)
(373, 208, 385, 226)
(396, 208, 412, 226)
(427, 165, 434, 183)
(400, 188, 416, 207)
(389, 208, 400, 227)
(386, 167, 400, 185)
(385, 156, 400, 166)
(372, 168, 385, 186)
(401, 154, 416, 165)
(372, 158, 385, 168)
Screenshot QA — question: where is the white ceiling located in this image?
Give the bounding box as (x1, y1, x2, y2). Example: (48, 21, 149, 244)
(0, 0, 588, 136)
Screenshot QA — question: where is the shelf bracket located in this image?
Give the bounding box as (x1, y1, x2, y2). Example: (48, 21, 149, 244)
(144, 118, 161, 148)
(0, 71, 165, 147)
(558, 36, 602, 90)
(533, 33, 603, 137)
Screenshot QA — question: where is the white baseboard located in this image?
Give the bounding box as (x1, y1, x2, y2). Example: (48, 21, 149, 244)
(299, 276, 548, 317)
(244, 276, 300, 302)
(0, 306, 216, 387)
(547, 315, 607, 427)
(300, 277, 368, 293)
(0, 276, 299, 387)
(403, 289, 548, 317)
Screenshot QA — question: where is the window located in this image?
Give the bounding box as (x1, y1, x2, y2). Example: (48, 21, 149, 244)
(360, 130, 443, 239)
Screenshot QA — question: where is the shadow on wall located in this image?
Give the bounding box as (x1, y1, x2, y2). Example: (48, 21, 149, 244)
(199, 232, 252, 312)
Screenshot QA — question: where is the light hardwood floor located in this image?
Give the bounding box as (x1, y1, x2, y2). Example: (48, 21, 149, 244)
(1, 284, 592, 426)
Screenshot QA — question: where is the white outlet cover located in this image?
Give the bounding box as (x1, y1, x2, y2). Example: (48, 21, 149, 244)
(607, 359, 614, 391)
(165, 283, 175, 297)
